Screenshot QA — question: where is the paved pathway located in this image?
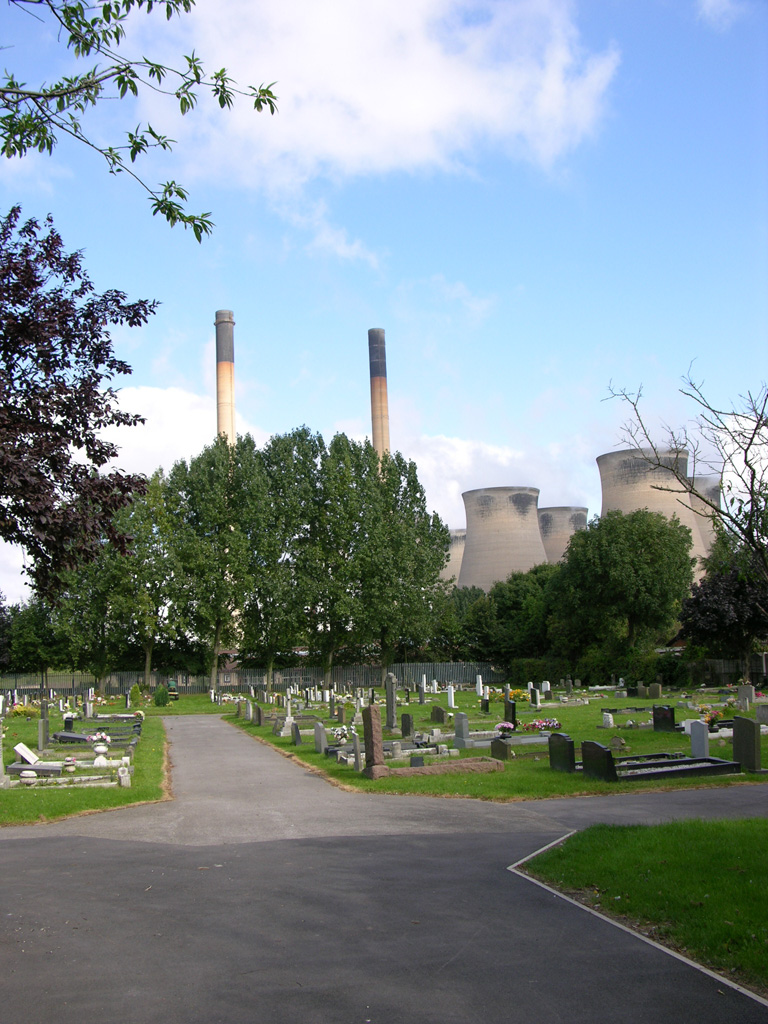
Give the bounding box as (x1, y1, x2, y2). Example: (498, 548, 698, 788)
(2, 716, 767, 1023)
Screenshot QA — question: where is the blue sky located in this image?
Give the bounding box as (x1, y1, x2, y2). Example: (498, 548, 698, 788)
(1, 0, 766, 602)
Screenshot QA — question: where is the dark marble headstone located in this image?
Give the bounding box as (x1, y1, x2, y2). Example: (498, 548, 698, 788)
(733, 716, 761, 772)
(418, 685, 426, 705)
(549, 733, 576, 773)
(362, 704, 385, 777)
(490, 738, 514, 761)
(385, 673, 397, 729)
(254, 704, 263, 727)
(626, 686, 638, 698)
(581, 741, 618, 781)
(481, 698, 490, 713)
(503, 700, 517, 727)
(401, 713, 414, 739)
(410, 755, 425, 768)
(564, 680, 573, 695)
(405, 688, 410, 703)
(652, 705, 676, 732)
(291, 722, 302, 745)
(431, 705, 449, 724)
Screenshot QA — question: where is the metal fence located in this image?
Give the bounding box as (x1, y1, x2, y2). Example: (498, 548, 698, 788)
(0, 662, 505, 698)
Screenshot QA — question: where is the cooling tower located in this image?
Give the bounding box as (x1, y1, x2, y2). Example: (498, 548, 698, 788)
(689, 474, 722, 554)
(597, 449, 708, 565)
(458, 487, 548, 592)
(538, 506, 588, 563)
(441, 529, 466, 584)
(214, 309, 236, 444)
(368, 328, 390, 458)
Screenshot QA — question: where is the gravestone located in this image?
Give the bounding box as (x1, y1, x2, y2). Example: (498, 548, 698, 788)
(38, 718, 48, 751)
(314, 722, 328, 753)
(405, 688, 410, 704)
(337, 706, 346, 725)
(648, 683, 662, 699)
(401, 713, 414, 739)
(254, 704, 264, 726)
(245, 701, 253, 722)
(565, 680, 573, 695)
(410, 755, 425, 768)
(291, 722, 303, 745)
(362, 704, 387, 779)
(549, 733, 576, 773)
(391, 741, 402, 760)
(637, 684, 649, 699)
(490, 738, 514, 761)
(503, 700, 517, 727)
(476, 675, 483, 697)
(581, 741, 618, 782)
(352, 731, 362, 771)
(738, 684, 756, 704)
(329, 694, 336, 717)
(14, 742, 39, 765)
(431, 705, 449, 724)
(447, 685, 456, 709)
(602, 712, 614, 729)
(626, 686, 638, 698)
(418, 683, 426, 705)
(690, 719, 710, 759)
(530, 688, 541, 710)
(756, 705, 768, 725)
(481, 698, 490, 714)
(503, 685, 510, 702)
(733, 716, 761, 772)
(385, 674, 397, 729)
(541, 681, 551, 697)
(0, 745, 8, 789)
(652, 705, 676, 732)
(453, 712, 473, 749)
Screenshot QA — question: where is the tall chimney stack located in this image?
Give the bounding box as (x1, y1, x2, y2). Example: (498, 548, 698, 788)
(214, 309, 236, 444)
(368, 327, 390, 459)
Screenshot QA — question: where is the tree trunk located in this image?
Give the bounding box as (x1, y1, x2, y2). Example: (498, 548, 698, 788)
(323, 650, 333, 690)
(210, 619, 222, 692)
(265, 654, 274, 691)
(143, 640, 154, 690)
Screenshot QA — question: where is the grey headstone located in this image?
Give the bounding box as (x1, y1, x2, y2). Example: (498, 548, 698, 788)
(314, 722, 328, 753)
(490, 738, 514, 761)
(690, 719, 710, 759)
(385, 673, 397, 729)
(401, 713, 414, 739)
(254, 704, 263, 727)
(738, 684, 756, 703)
(453, 712, 474, 749)
(352, 731, 362, 771)
(431, 705, 449, 724)
(733, 716, 761, 772)
(565, 680, 573, 694)
(637, 684, 649, 699)
(418, 684, 426, 705)
(291, 722, 303, 745)
(756, 705, 768, 725)
(648, 683, 662, 699)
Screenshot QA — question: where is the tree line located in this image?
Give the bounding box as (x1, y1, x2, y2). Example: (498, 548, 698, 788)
(0, 430, 450, 688)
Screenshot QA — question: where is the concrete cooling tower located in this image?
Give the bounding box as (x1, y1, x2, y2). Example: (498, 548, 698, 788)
(458, 487, 548, 592)
(538, 507, 588, 563)
(596, 449, 710, 565)
(689, 474, 722, 554)
(441, 529, 466, 583)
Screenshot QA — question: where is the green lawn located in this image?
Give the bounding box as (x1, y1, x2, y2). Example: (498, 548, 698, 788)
(525, 819, 768, 994)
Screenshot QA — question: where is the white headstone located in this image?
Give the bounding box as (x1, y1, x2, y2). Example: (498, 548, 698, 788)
(602, 712, 614, 728)
(14, 742, 39, 765)
(118, 765, 131, 787)
(483, 686, 490, 700)
(475, 676, 483, 697)
(447, 685, 456, 709)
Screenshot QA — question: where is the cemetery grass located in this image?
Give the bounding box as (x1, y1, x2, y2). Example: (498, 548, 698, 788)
(0, 714, 168, 825)
(525, 818, 768, 995)
(231, 692, 768, 801)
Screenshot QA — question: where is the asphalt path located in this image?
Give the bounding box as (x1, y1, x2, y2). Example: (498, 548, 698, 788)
(2, 715, 767, 1023)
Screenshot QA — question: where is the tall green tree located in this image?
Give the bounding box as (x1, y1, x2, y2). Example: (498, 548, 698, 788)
(167, 435, 262, 689)
(548, 509, 695, 657)
(240, 427, 324, 686)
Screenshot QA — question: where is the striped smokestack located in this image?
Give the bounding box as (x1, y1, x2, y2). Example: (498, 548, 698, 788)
(368, 327, 390, 458)
(214, 309, 236, 444)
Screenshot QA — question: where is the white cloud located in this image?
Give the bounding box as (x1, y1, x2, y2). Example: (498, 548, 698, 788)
(696, 0, 745, 29)
(277, 199, 381, 266)
(133, 0, 619, 192)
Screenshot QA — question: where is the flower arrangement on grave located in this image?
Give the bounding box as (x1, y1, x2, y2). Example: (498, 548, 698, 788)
(508, 688, 529, 703)
(334, 726, 349, 743)
(495, 722, 516, 738)
(703, 709, 723, 726)
(133, 710, 145, 720)
(724, 696, 738, 709)
(521, 718, 561, 732)
(87, 730, 111, 745)
(11, 703, 40, 718)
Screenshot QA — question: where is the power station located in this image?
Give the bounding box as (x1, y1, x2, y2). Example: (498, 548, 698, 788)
(210, 314, 721, 591)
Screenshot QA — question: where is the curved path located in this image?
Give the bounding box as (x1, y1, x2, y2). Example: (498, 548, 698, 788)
(2, 715, 766, 1023)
